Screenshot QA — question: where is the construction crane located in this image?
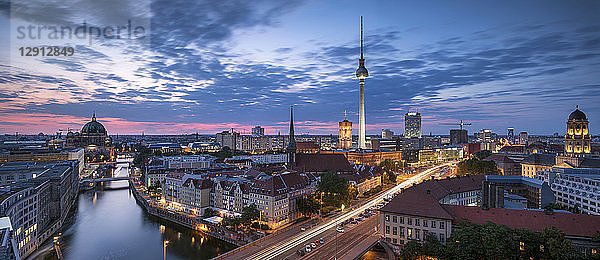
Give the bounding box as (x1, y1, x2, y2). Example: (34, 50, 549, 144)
(441, 120, 472, 130)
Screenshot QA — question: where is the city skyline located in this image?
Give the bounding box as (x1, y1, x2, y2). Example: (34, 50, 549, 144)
(1, 0, 600, 135)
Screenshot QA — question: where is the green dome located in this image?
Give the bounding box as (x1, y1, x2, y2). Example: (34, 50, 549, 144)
(569, 108, 587, 121)
(82, 113, 107, 134)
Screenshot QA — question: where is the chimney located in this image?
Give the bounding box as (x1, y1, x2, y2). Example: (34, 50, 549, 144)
(426, 189, 431, 194)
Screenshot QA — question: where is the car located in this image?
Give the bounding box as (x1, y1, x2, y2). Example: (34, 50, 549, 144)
(319, 238, 324, 244)
(311, 243, 317, 248)
(336, 227, 344, 233)
(305, 245, 311, 252)
(357, 217, 363, 221)
(314, 240, 320, 245)
(296, 249, 305, 256)
(348, 217, 354, 222)
(300, 227, 306, 231)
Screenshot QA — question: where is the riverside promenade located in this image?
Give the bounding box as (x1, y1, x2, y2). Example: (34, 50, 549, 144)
(129, 178, 249, 246)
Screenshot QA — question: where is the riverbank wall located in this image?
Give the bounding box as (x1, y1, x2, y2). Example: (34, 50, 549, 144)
(128, 179, 248, 247)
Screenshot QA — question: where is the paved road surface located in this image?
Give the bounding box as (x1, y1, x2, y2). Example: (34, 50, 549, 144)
(243, 163, 453, 260)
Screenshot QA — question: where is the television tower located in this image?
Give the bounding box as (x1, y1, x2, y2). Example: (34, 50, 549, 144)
(356, 16, 369, 149)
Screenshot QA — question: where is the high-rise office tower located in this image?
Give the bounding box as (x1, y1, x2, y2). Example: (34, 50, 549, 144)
(356, 16, 369, 149)
(518, 131, 528, 145)
(252, 126, 265, 137)
(479, 129, 492, 142)
(507, 128, 514, 144)
(450, 129, 468, 145)
(404, 112, 422, 138)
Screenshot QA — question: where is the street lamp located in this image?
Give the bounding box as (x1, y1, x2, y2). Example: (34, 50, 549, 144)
(163, 240, 170, 260)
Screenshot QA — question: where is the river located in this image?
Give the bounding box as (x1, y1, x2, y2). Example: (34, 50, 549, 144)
(31, 162, 236, 260)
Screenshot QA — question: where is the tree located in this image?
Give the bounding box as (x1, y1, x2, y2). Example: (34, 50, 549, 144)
(318, 172, 351, 207)
(382, 171, 397, 184)
(222, 216, 240, 227)
(203, 208, 218, 218)
(399, 240, 423, 259)
(542, 226, 583, 259)
(240, 203, 260, 225)
(473, 150, 492, 160)
(380, 159, 397, 172)
(297, 197, 319, 216)
(421, 233, 446, 258)
(457, 158, 500, 176)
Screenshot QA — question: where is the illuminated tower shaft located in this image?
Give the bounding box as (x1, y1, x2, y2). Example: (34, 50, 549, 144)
(359, 78, 366, 148)
(356, 16, 369, 149)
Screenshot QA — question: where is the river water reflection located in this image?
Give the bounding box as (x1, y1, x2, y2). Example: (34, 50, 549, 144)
(33, 163, 236, 260)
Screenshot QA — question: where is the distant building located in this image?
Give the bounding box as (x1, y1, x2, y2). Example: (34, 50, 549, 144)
(230, 154, 288, 165)
(0, 217, 18, 260)
(296, 141, 320, 154)
(520, 153, 555, 178)
(478, 129, 492, 143)
(147, 142, 183, 154)
(321, 150, 403, 167)
(370, 138, 400, 151)
(380, 175, 599, 255)
(537, 167, 600, 215)
(556, 107, 598, 168)
(450, 129, 468, 145)
(507, 127, 515, 144)
(340, 165, 383, 195)
(66, 112, 111, 147)
(338, 113, 353, 150)
(483, 175, 555, 209)
(484, 153, 525, 175)
(252, 126, 265, 137)
(404, 112, 421, 138)
(216, 130, 239, 149)
(188, 142, 221, 153)
(518, 131, 529, 145)
(381, 129, 394, 139)
(564, 106, 591, 156)
(0, 160, 79, 259)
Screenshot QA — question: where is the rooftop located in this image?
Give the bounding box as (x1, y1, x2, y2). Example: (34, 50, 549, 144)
(443, 205, 600, 238)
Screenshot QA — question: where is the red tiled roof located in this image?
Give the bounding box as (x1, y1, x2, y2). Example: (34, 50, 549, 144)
(183, 178, 213, 189)
(380, 185, 454, 220)
(380, 175, 484, 219)
(418, 175, 484, 201)
(485, 153, 516, 164)
(295, 153, 354, 173)
(443, 205, 600, 238)
(296, 141, 320, 150)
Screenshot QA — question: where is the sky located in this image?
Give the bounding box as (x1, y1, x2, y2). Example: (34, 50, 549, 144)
(0, 0, 599, 136)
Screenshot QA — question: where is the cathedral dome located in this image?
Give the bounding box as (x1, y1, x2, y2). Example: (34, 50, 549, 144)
(569, 107, 587, 121)
(81, 113, 107, 135)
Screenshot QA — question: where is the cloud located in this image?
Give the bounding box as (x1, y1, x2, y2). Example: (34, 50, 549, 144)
(1, 1, 600, 135)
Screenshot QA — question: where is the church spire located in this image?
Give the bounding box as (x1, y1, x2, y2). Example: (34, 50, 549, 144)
(286, 105, 296, 167)
(286, 105, 296, 151)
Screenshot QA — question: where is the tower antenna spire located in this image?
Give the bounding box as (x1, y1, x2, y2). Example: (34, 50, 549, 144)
(356, 16, 369, 149)
(360, 16, 364, 60)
